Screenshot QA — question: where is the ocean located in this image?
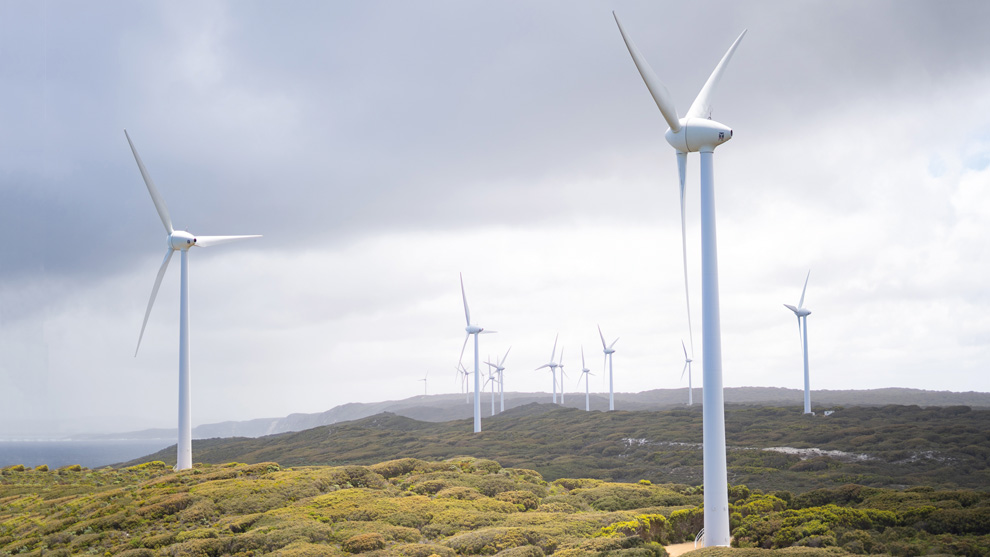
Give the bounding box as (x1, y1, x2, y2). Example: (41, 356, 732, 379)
(0, 440, 173, 469)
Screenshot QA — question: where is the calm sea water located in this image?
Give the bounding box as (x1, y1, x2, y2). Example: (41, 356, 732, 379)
(0, 440, 173, 468)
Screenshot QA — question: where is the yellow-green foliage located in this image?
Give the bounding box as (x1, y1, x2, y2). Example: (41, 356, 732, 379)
(343, 532, 386, 552)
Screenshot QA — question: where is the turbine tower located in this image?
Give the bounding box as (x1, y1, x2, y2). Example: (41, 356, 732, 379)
(784, 270, 813, 414)
(486, 347, 510, 413)
(614, 13, 746, 547)
(535, 334, 560, 403)
(681, 340, 694, 406)
(458, 273, 495, 433)
(127, 130, 260, 471)
(418, 371, 429, 396)
(579, 346, 594, 411)
(597, 325, 619, 410)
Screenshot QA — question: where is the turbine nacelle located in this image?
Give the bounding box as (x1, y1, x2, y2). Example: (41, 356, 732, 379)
(465, 325, 485, 335)
(168, 231, 197, 250)
(665, 118, 733, 153)
(784, 304, 811, 318)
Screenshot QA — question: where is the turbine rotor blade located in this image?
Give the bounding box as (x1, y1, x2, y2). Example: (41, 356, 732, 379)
(682, 339, 689, 361)
(685, 29, 748, 120)
(609, 337, 620, 349)
(135, 248, 174, 356)
(501, 346, 511, 366)
(459, 273, 471, 326)
(481, 330, 497, 334)
(798, 269, 811, 309)
(459, 333, 470, 366)
(598, 325, 607, 350)
(550, 333, 558, 361)
(677, 151, 694, 358)
(195, 235, 262, 248)
(613, 12, 681, 133)
(581, 346, 586, 369)
(124, 130, 174, 235)
(681, 361, 689, 381)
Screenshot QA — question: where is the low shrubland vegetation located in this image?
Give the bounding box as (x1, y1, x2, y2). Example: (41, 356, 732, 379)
(4, 454, 990, 556)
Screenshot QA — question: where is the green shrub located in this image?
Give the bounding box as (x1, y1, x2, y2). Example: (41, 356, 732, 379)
(496, 490, 540, 511)
(344, 532, 387, 553)
(437, 486, 483, 500)
(495, 545, 545, 557)
(389, 543, 458, 557)
(34, 464, 49, 472)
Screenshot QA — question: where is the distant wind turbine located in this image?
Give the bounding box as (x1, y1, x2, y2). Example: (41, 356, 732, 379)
(557, 346, 566, 405)
(418, 371, 429, 396)
(126, 129, 260, 471)
(614, 11, 746, 547)
(535, 334, 560, 403)
(578, 346, 594, 411)
(598, 325, 619, 411)
(784, 270, 813, 414)
(458, 273, 495, 433)
(681, 340, 694, 406)
(454, 363, 470, 404)
(485, 347, 510, 413)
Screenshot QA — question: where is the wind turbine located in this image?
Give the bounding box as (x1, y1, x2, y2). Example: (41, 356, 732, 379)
(578, 346, 594, 412)
(458, 273, 495, 433)
(484, 368, 498, 416)
(784, 270, 813, 414)
(534, 334, 560, 403)
(126, 129, 260, 471)
(557, 346, 566, 405)
(455, 363, 470, 404)
(614, 12, 746, 548)
(597, 325, 619, 411)
(418, 371, 429, 396)
(485, 347, 510, 413)
(681, 340, 694, 406)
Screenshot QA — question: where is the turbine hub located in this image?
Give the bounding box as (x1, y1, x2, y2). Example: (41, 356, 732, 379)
(466, 325, 483, 334)
(168, 230, 197, 250)
(665, 118, 733, 153)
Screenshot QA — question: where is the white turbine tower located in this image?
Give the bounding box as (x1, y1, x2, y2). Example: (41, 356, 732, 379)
(126, 130, 260, 471)
(535, 334, 560, 403)
(485, 347, 510, 413)
(614, 13, 746, 547)
(579, 346, 594, 412)
(681, 340, 694, 406)
(784, 270, 813, 414)
(557, 346, 566, 405)
(458, 273, 495, 433)
(418, 371, 429, 396)
(597, 325, 619, 411)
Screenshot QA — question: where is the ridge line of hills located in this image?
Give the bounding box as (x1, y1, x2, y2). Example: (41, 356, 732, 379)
(77, 386, 990, 441)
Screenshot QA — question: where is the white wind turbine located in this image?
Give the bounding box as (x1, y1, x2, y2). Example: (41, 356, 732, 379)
(418, 371, 429, 396)
(484, 368, 498, 417)
(557, 346, 566, 405)
(126, 130, 260, 471)
(614, 12, 746, 547)
(485, 347, 510, 413)
(681, 340, 694, 406)
(597, 325, 619, 411)
(455, 363, 470, 404)
(458, 273, 495, 433)
(578, 346, 594, 412)
(534, 334, 560, 403)
(784, 270, 813, 414)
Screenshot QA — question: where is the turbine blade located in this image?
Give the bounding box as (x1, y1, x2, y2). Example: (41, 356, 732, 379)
(195, 235, 261, 248)
(550, 333, 558, 361)
(796, 316, 802, 345)
(677, 151, 694, 358)
(798, 269, 811, 309)
(682, 339, 689, 360)
(459, 333, 470, 366)
(124, 130, 174, 235)
(581, 346, 586, 369)
(609, 337, 620, 349)
(481, 330, 497, 334)
(685, 29, 748, 120)
(613, 12, 681, 133)
(135, 249, 174, 356)
(598, 325, 607, 350)
(501, 346, 511, 366)
(535, 364, 550, 371)
(681, 361, 688, 381)
(459, 273, 471, 326)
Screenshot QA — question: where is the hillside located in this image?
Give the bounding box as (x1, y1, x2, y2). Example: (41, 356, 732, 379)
(83, 387, 990, 440)
(122, 403, 990, 494)
(4, 457, 990, 556)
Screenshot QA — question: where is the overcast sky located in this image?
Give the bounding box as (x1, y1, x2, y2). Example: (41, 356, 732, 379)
(2, 1, 989, 437)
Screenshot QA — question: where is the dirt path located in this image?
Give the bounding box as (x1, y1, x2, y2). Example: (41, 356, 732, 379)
(664, 542, 699, 556)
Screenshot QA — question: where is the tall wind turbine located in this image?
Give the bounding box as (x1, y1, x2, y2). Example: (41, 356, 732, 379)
(598, 325, 619, 411)
(681, 340, 694, 406)
(614, 12, 746, 547)
(579, 346, 594, 412)
(458, 273, 495, 433)
(557, 346, 566, 405)
(486, 347, 510, 413)
(535, 334, 560, 403)
(784, 270, 813, 414)
(126, 129, 260, 471)
(418, 371, 429, 396)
